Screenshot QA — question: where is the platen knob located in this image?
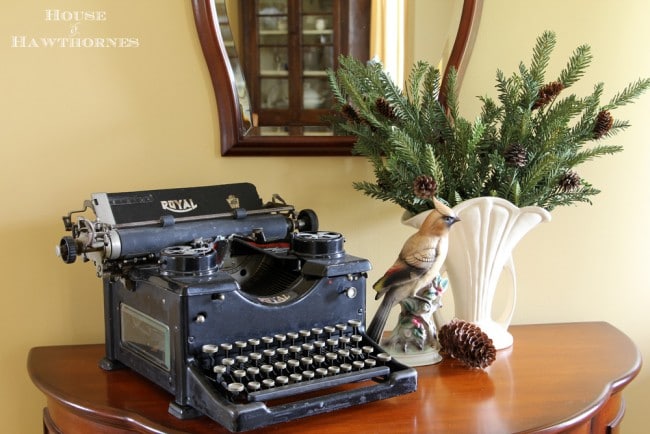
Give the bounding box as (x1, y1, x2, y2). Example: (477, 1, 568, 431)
(57, 236, 77, 264)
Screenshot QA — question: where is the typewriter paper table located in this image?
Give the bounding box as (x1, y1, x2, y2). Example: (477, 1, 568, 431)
(29, 322, 640, 434)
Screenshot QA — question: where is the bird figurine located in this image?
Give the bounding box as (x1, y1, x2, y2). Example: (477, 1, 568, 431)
(366, 198, 460, 344)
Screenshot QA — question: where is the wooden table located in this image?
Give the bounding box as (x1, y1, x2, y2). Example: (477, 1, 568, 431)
(28, 322, 640, 433)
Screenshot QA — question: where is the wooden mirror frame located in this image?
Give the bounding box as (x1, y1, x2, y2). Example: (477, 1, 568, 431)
(192, 0, 483, 156)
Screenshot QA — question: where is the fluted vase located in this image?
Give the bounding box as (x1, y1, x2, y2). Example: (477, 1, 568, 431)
(403, 197, 551, 350)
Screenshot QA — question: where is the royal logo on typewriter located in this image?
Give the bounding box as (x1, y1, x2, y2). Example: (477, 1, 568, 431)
(226, 194, 240, 209)
(160, 198, 198, 213)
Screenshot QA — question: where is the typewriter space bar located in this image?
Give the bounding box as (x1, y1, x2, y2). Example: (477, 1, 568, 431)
(247, 366, 390, 402)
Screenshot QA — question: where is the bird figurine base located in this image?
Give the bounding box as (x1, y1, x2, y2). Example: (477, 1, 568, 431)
(376, 276, 448, 367)
(382, 344, 443, 367)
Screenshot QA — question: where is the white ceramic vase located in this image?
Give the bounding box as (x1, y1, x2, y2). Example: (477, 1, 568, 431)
(403, 197, 551, 350)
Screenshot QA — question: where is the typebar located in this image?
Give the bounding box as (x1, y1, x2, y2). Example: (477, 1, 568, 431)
(247, 365, 390, 402)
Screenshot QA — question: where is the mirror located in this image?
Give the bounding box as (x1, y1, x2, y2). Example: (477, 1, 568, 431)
(192, 0, 482, 156)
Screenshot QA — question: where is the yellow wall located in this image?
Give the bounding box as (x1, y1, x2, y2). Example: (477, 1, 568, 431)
(1, 0, 649, 432)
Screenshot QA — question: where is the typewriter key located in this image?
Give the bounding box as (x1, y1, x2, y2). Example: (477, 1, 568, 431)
(262, 378, 275, 388)
(249, 352, 262, 366)
(289, 373, 302, 383)
(261, 336, 274, 348)
(227, 382, 245, 398)
(287, 359, 300, 373)
(276, 347, 288, 361)
(247, 381, 261, 392)
(202, 344, 219, 354)
(276, 376, 289, 386)
(260, 364, 274, 378)
(248, 338, 260, 351)
(376, 353, 392, 364)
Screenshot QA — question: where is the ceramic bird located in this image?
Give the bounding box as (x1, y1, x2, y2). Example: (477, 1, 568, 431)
(366, 198, 460, 344)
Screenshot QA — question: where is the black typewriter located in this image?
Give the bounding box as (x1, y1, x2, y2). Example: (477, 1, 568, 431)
(56, 183, 417, 432)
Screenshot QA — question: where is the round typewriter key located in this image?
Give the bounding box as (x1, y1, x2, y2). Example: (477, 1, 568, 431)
(261, 336, 274, 348)
(220, 343, 233, 357)
(274, 334, 286, 345)
(326, 352, 338, 365)
(365, 358, 377, 368)
(276, 375, 289, 386)
(313, 354, 325, 367)
(276, 347, 288, 361)
(287, 332, 299, 345)
(299, 329, 311, 341)
(249, 352, 262, 365)
(335, 323, 347, 335)
(227, 382, 245, 397)
(287, 359, 300, 372)
(337, 349, 350, 360)
(339, 336, 350, 348)
(300, 356, 313, 369)
(233, 369, 246, 381)
(247, 366, 260, 379)
(362, 345, 374, 356)
(324, 325, 336, 338)
(313, 340, 326, 353)
(326, 338, 338, 351)
(274, 361, 287, 374)
(262, 378, 275, 388)
(340, 363, 352, 373)
(202, 344, 218, 354)
(311, 327, 323, 338)
(247, 381, 261, 392)
(316, 367, 328, 378)
(235, 355, 249, 367)
(376, 353, 392, 364)
(353, 361, 365, 371)
(301, 343, 314, 355)
(213, 365, 227, 381)
(235, 341, 247, 354)
(351, 348, 363, 359)
(248, 338, 260, 351)
(327, 366, 340, 375)
(289, 373, 302, 383)
(351, 334, 363, 347)
(302, 370, 315, 381)
(221, 357, 235, 372)
(289, 345, 301, 357)
(263, 348, 276, 363)
(260, 364, 273, 378)
(348, 319, 362, 332)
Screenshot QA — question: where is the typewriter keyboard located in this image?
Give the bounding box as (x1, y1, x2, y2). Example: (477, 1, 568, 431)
(197, 319, 395, 403)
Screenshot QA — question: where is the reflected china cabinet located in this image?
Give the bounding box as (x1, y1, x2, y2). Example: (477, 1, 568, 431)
(240, 0, 369, 135)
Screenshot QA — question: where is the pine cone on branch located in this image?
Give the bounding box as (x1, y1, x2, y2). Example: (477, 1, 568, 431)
(532, 81, 565, 110)
(504, 143, 528, 168)
(439, 319, 496, 369)
(593, 110, 614, 139)
(375, 97, 397, 121)
(558, 170, 581, 192)
(413, 175, 438, 199)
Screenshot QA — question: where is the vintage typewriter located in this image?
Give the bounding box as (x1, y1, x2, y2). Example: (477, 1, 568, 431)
(56, 183, 417, 432)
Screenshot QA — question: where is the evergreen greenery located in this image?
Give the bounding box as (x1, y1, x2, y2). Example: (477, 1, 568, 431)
(327, 31, 650, 214)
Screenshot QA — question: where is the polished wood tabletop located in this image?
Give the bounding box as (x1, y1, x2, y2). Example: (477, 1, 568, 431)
(28, 322, 640, 433)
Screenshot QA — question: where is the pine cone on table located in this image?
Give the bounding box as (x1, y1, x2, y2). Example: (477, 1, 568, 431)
(439, 319, 496, 369)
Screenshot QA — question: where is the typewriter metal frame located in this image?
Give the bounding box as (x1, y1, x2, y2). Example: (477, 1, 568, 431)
(57, 183, 417, 432)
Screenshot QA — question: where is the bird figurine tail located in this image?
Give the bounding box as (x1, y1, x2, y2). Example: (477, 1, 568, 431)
(366, 294, 395, 343)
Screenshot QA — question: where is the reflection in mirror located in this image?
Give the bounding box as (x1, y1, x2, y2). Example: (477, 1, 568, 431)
(192, 0, 482, 156)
